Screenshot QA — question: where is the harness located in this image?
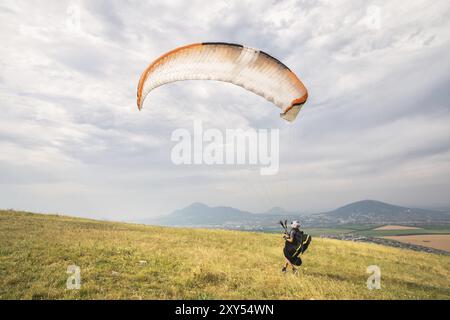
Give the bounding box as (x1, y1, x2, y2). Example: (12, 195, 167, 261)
(292, 233, 311, 258)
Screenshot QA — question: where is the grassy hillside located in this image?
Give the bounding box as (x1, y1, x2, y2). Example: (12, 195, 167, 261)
(1, 210, 449, 299)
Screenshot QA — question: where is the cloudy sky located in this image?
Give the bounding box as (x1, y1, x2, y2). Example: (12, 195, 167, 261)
(1, 0, 449, 220)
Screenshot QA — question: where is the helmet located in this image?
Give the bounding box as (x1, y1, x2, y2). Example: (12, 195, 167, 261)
(291, 221, 301, 229)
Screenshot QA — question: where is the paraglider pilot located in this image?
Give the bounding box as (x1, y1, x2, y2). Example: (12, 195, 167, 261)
(282, 221, 311, 274)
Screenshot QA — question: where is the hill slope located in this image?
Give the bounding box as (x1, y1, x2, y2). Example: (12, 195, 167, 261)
(1, 210, 449, 299)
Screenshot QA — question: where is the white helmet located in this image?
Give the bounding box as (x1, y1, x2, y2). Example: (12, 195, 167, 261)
(291, 221, 301, 228)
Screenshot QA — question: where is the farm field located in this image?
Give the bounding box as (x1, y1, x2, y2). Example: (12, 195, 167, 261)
(382, 235, 450, 253)
(373, 225, 421, 231)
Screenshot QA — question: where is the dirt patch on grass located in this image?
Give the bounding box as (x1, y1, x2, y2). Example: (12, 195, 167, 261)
(383, 234, 450, 252)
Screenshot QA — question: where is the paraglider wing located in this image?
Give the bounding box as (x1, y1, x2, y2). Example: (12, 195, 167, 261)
(137, 42, 308, 122)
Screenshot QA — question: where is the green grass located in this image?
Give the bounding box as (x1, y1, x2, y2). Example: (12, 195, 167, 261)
(1, 210, 449, 300)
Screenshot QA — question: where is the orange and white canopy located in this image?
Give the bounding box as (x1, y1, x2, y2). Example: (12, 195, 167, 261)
(137, 42, 308, 122)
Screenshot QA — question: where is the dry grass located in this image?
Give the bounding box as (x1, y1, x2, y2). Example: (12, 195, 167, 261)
(1, 210, 449, 299)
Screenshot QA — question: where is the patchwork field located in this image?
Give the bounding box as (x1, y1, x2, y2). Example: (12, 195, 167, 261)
(383, 235, 450, 253)
(373, 225, 421, 231)
(351, 226, 450, 238)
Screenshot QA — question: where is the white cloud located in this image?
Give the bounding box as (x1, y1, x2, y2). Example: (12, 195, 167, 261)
(0, 0, 449, 217)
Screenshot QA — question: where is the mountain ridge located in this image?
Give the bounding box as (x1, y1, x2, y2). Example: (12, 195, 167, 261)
(318, 199, 450, 224)
(143, 200, 450, 229)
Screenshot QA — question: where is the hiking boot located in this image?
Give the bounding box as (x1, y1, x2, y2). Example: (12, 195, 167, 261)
(281, 267, 287, 273)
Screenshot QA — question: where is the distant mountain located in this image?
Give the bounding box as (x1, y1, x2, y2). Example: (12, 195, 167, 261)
(144, 202, 306, 230)
(264, 207, 300, 216)
(316, 200, 450, 224)
(146, 202, 255, 227)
